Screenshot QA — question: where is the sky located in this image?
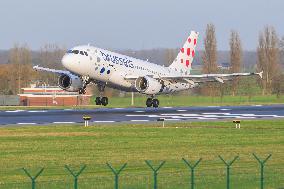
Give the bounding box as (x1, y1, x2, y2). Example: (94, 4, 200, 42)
(1, 0, 283, 51)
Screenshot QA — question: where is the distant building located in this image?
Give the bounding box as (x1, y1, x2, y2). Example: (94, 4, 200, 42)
(18, 86, 91, 106)
(218, 62, 231, 70)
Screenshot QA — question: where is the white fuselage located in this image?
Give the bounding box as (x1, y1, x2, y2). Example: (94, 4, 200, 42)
(61, 45, 193, 94)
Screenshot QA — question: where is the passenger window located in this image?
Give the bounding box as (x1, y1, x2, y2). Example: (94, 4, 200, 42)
(100, 67, 105, 73)
(73, 50, 79, 54)
(80, 51, 84, 55)
(84, 52, 88, 56)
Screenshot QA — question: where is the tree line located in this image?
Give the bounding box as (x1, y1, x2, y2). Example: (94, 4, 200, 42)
(165, 24, 284, 97)
(0, 24, 284, 97)
(0, 44, 65, 95)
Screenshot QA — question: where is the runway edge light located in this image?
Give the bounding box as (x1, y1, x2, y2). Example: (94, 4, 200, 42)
(233, 120, 241, 129)
(157, 118, 165, 128)
(83, 115, 92, 127)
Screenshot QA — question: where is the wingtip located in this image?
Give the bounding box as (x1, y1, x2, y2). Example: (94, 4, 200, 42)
(258, 71, 263, 79)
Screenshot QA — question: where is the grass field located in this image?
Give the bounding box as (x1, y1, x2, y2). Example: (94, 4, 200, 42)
(0, 95, 283, 111)
(98, 95, 284, 107)
(0, 120, 283, 188)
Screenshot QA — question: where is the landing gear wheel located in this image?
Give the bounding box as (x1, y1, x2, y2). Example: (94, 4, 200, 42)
(101, 97, 108, 106)
(79, 88, 87, 94)
(152, 99, 159, 108)
(146, 98, 153, 107)
(95, 97, 102, 105)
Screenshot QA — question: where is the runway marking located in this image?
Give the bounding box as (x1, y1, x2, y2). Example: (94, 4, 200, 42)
(162, 107, 173, 109)
(220, 109, 231, 111)
(177, 110, 187, 112)
(94, 121, 115, 123)
(53, 122, 75, 124)
(114, 108, 124, 110)
(252, 105, 263, 106)
(273, 115, 284, 118)
(207, 106, 220, 107)
(64, 109, 73, 111)
(161, 114, 201, 116)
(135, 111, 145, 113)
(6, 110, 25, 113)
(28, 110, 47, 113)
(164, 118, 181, 121)
(125, 112, 283, 121)
(17, 123, 36, 125)
(130, 120, 149, 122)
(126, 114, 157, 117)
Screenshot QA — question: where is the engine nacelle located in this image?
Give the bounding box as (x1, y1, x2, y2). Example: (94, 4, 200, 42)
(58, 74, 83, 92)
(135, 76, 164, 95)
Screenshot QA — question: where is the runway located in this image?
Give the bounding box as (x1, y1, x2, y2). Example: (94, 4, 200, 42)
(0, 104, 284, 126)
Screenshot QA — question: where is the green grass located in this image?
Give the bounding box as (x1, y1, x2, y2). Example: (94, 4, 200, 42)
(0, 120, 283, 188)
(92, 95, 284, 108)
(0, 95, 283, 111)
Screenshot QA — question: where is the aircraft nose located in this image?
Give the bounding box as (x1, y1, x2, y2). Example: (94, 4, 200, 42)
(61, 54, 72, 68)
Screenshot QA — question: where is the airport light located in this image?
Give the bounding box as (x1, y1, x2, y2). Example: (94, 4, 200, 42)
(83, 115, 92, 127)
(233, 120, 241, 128)
(157, 118, 165, 128)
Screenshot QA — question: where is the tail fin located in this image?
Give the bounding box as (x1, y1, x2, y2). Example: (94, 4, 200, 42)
(169, 31, 199, 74)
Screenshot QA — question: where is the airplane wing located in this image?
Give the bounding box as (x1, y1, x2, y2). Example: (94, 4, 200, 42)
(124, 71, 263, 84)
(33, 65, 71, 75)
(160, 71, 263, 83)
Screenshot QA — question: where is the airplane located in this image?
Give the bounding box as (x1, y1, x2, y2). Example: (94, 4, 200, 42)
(33, 31, 263, 108)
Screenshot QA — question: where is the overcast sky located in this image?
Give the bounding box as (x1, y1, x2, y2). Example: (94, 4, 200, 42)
(1, 0, 283, 51)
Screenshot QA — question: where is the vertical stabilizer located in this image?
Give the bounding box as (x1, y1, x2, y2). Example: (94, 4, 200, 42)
(169, 31, 199, 74)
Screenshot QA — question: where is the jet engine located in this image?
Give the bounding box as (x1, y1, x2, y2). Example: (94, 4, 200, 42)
(135, 76, 164, 95)
(58, 73, 83, 92)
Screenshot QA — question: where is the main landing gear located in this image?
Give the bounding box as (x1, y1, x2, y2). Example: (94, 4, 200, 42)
(146, 97, 159, 108)
(95, 97, 108, 106)
(95, 83, 108, 106)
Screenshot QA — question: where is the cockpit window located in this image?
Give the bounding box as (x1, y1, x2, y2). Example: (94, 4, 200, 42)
(73, 50, 79, 54)
(66, 49, 88, 56)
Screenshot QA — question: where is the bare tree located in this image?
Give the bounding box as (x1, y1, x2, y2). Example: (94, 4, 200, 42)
(202, 23, 218, 96)
(229, 30, 243, 96)
(280, 36, 284, 66)
(8, 44, 33, 94)
(257, 26, 280, 95)
(39, 44, 66, 85)
(164, 48, 176, 66)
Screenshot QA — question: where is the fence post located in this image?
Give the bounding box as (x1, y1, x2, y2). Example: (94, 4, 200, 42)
(218, 155, 239, 189)
(65, 164, 86, 189)
(106, 162, 127, 189)
(145, 160, 166, 189)
(22, 167, 44, 189)
(252, 153, 272, 189)
(182, 158, 202, 189)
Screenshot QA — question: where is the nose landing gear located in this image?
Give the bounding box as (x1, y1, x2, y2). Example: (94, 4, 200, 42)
(146, 97, 159, 108)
